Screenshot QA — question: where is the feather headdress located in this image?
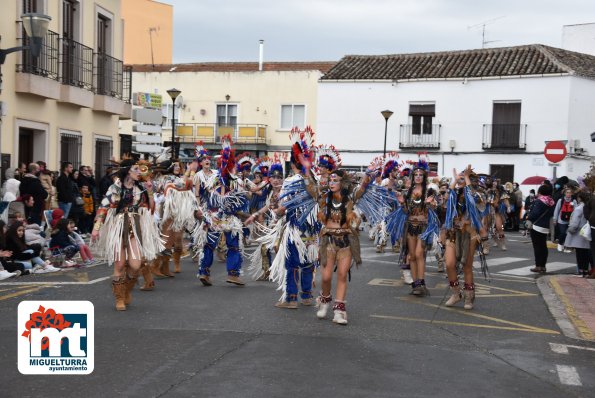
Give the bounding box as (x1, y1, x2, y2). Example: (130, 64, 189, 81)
(253, 156, 272, 177)
(195, 141, 209, 161)
(289, 126, 315, 173)
(217, 135, 236, 183)
(367, 156, 384, 175)
(316, 144, 341, 171)
(269, 155, 284, 178)
(406, 152, 430, 172)
(382, 152, 400, 179)
(236, 152, 255, 172)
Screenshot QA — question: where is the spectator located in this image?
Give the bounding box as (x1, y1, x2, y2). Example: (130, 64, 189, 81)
(14, 163, 27, 181)
(20, 194, 35, 223)
(564, 190, 592, 277)
(69, 220, 95, 265)
(56, 162, 75, 218)
(77, 166, 97, 199)
(529, 184, 555, 274)
(0, 220, 24, 278)
(14, 212, 46, 247)
(583, 191, 595, 279)
(78, 185, 94, 235)
(69, 174, 83, 228)
(99, 167, 114, 199)
(18, 163, 47, 225)
(512, 182, 523, 231)
(49, 218, 80, 267)
(553, 187, 577, 253)
(522, 189, 536, 235)
(37, 161, 55, 210)
(5, 221, 59, 273)
(50, 208, 64, 230)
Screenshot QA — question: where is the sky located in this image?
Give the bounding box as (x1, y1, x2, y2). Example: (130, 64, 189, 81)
(162, 0, 595, 63)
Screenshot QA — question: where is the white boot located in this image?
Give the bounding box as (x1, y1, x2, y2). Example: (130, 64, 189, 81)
(332, 310, 348, 325)
(0, 270, 16, 280)
(401, 269, 413, 285)
(316, 294, 332, 319)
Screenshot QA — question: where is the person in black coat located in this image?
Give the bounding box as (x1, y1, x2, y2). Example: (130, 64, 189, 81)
(56, 162, 75, 218)
(18, 163, 48, 225)
(528, 184, 556, 273)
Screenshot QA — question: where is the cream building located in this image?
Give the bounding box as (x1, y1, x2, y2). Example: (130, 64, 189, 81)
(121, 0, 173, 65)
(122, 62, 335, 159)
(0, 0, 131, 183)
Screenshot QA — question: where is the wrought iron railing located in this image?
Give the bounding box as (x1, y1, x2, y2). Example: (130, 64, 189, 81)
(482, 124, 527, 150)
(94, 52, 124, 99)
(399, 124, 441, 149)
(123, 65, 132, 104)
(16, 25, 60, 81)
(60, 37, 93, 91)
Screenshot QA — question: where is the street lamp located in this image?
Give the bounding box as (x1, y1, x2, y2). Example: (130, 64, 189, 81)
(381, 109, 394, 157)
(167, 88, 181, 160)
(0, 13, 51, 182)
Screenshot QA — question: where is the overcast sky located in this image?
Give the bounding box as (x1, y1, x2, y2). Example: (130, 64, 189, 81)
(163, 0, 595, 63)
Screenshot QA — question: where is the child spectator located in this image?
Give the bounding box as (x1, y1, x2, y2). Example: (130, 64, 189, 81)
(50, 208, 64, 230)
(14, 212, 46, 247)
(69, 219, 95, 265)
(79, 185, 94, 236)
(5, 221, 59, 273)
(50, 219, 89, 267)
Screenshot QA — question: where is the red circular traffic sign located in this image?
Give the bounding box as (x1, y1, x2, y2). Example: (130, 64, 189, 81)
(544, 141, 567, 163)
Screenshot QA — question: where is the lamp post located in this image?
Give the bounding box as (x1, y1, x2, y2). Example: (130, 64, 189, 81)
(381, 109, 393, 157)
(0, 13, 51, 182)
(167, 88, 181, 160)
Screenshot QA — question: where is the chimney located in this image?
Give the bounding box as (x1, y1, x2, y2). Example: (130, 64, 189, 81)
(259, 39, 264, 71)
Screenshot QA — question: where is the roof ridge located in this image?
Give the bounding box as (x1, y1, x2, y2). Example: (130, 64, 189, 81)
(341, 44, 543, 60)
(534, 44, 574, 75)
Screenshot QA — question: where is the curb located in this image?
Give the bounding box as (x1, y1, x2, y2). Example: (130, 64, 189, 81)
(537, 276, 591, 341)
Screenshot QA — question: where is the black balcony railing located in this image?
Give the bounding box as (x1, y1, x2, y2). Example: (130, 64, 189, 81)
(482, 124, 527, 150)
(123, 65, 132, 104)
(60, 37, 93, 91)
(94, 52, 123, 99)
(399, 124, 441, 149)
(17, 25, 60, 81)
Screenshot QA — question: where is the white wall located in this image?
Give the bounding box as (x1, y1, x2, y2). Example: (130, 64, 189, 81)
(562, 23, 595, 56)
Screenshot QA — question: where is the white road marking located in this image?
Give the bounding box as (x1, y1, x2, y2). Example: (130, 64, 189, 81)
(556, 365, 582, 386)
(499, 262, 575, 276)
(550, 342, 595, 354)
(472, 257, 528, 269)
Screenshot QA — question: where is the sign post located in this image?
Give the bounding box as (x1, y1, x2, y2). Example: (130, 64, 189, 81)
(544, 140, 568, 180)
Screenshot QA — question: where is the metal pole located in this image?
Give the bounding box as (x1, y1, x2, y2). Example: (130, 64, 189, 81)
(171, 99, 175, 160)
(383, 118, 388, 157)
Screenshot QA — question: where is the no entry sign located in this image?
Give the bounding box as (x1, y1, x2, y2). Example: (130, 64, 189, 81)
(544, 141, 567, 163)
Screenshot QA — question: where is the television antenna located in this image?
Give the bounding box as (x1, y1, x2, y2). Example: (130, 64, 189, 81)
(468, 16, 505, 48)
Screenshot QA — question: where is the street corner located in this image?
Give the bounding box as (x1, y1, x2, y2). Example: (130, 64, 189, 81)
(538, 275, 595, 342)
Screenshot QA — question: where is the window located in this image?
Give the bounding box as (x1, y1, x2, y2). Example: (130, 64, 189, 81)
(161, 103, 172, 129)
(409, 104, 435, 135)
(490, 164, 514, 184)
(60, 132, 82, 170)
(491, 102, 521, 148)
(94, 138, 112, 181)
(280, 105, 305, 130)
(217, 104, 237, 127)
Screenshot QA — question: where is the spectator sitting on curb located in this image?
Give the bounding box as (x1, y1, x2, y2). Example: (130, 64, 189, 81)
(49, 219, 80, 268)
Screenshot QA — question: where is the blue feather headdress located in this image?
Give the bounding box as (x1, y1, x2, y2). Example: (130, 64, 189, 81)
(382, 152, 400, 179)
(195, 141, 209, 162)
(217, 135, 235, 185)
(236, 152, 255, 173)
(316, 144, 341, 171)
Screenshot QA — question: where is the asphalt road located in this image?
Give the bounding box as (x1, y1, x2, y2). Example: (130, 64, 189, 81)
(1, 230, 594, 397)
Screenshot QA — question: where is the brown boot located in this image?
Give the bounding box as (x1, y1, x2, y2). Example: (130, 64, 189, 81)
(151, 256, 166, 278)
(112, 278, 127, 311)
(140, 263, 155, 291)
(124, 275, 138, 305)
(173, 251, 182, 273)
(161, 255, 174, 277)
(226, 275, 245, 286)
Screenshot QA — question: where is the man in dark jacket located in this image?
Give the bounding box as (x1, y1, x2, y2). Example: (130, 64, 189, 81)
(18, 163, 48, 225)
(583, 193, 595, 278)
(56, 162, 75, 218)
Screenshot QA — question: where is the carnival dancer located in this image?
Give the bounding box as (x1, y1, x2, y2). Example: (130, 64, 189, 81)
(91, 159, 164, 311)
(380, 153, 401, 254)
(236, 153, 257, 244)
(434, 178, 450, 272)
(245, 158, 284, 281)
(194, 136, 249, 286)
(487, 179, 509, 251)
(315, 144, 342, 192)
(249, 127, 320, 308)
(157, 160, 198, 275)
(443, 165, 489, 310)
(386, 154, 440, 296)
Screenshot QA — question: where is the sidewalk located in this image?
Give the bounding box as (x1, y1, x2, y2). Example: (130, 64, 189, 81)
(538, 275, 595, 341)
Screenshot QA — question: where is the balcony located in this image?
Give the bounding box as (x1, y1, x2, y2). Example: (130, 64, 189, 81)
(173, 123, 268, 150)
(15, 27, 61, 100)
(482, 124, 527, 150)
(59, 37, 94, 107)
(93, 53, 132, 118)
(399, 124, 441, 149)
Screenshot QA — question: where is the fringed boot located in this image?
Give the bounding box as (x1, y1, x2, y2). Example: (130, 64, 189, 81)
(332, 301, 348, 325)
(464, 283, 475, 310)
(150, 255, 166, 278)
(124, 273, 138, 306)
(172, 249, 182, 273)
(160, 255, 174, 277)
(140, 262, 155, 291)
(316, 292, 332, 319)
(112, 277, 127, 311)
(256, 245, 271, 281)
(445, 280, 462, 307)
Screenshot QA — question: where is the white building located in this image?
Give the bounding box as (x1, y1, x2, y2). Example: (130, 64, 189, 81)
(317, 44, 595, 189)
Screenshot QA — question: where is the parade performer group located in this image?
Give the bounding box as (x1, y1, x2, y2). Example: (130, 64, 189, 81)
(91, 126, 499, 320)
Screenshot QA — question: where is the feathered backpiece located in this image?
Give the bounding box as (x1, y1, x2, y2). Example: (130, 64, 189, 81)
(289, 126, 315, 173)
(316, 144, 341, 171)
(217, 135, 236, 183)
(195, 141, 209, 161)
(407, 152, 430, 173)
(382, 152, 400, 179)
(253, 156, 272, 177)
(236, 152, 255, 173)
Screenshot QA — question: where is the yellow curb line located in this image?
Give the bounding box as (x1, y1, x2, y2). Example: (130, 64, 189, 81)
(549, 278, 594, 340)
(0, 286, 50, 301)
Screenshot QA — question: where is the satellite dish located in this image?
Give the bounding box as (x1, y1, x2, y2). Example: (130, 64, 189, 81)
(175, 95, 184, 109)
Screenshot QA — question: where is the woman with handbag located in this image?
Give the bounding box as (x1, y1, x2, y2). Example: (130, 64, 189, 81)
(565, 191, 593, 277)
(528, 184, 555, 274)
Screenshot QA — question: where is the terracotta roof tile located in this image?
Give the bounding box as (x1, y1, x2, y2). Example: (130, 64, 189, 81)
(321, 44, 595, 81)
(129, 62, 336, 73)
